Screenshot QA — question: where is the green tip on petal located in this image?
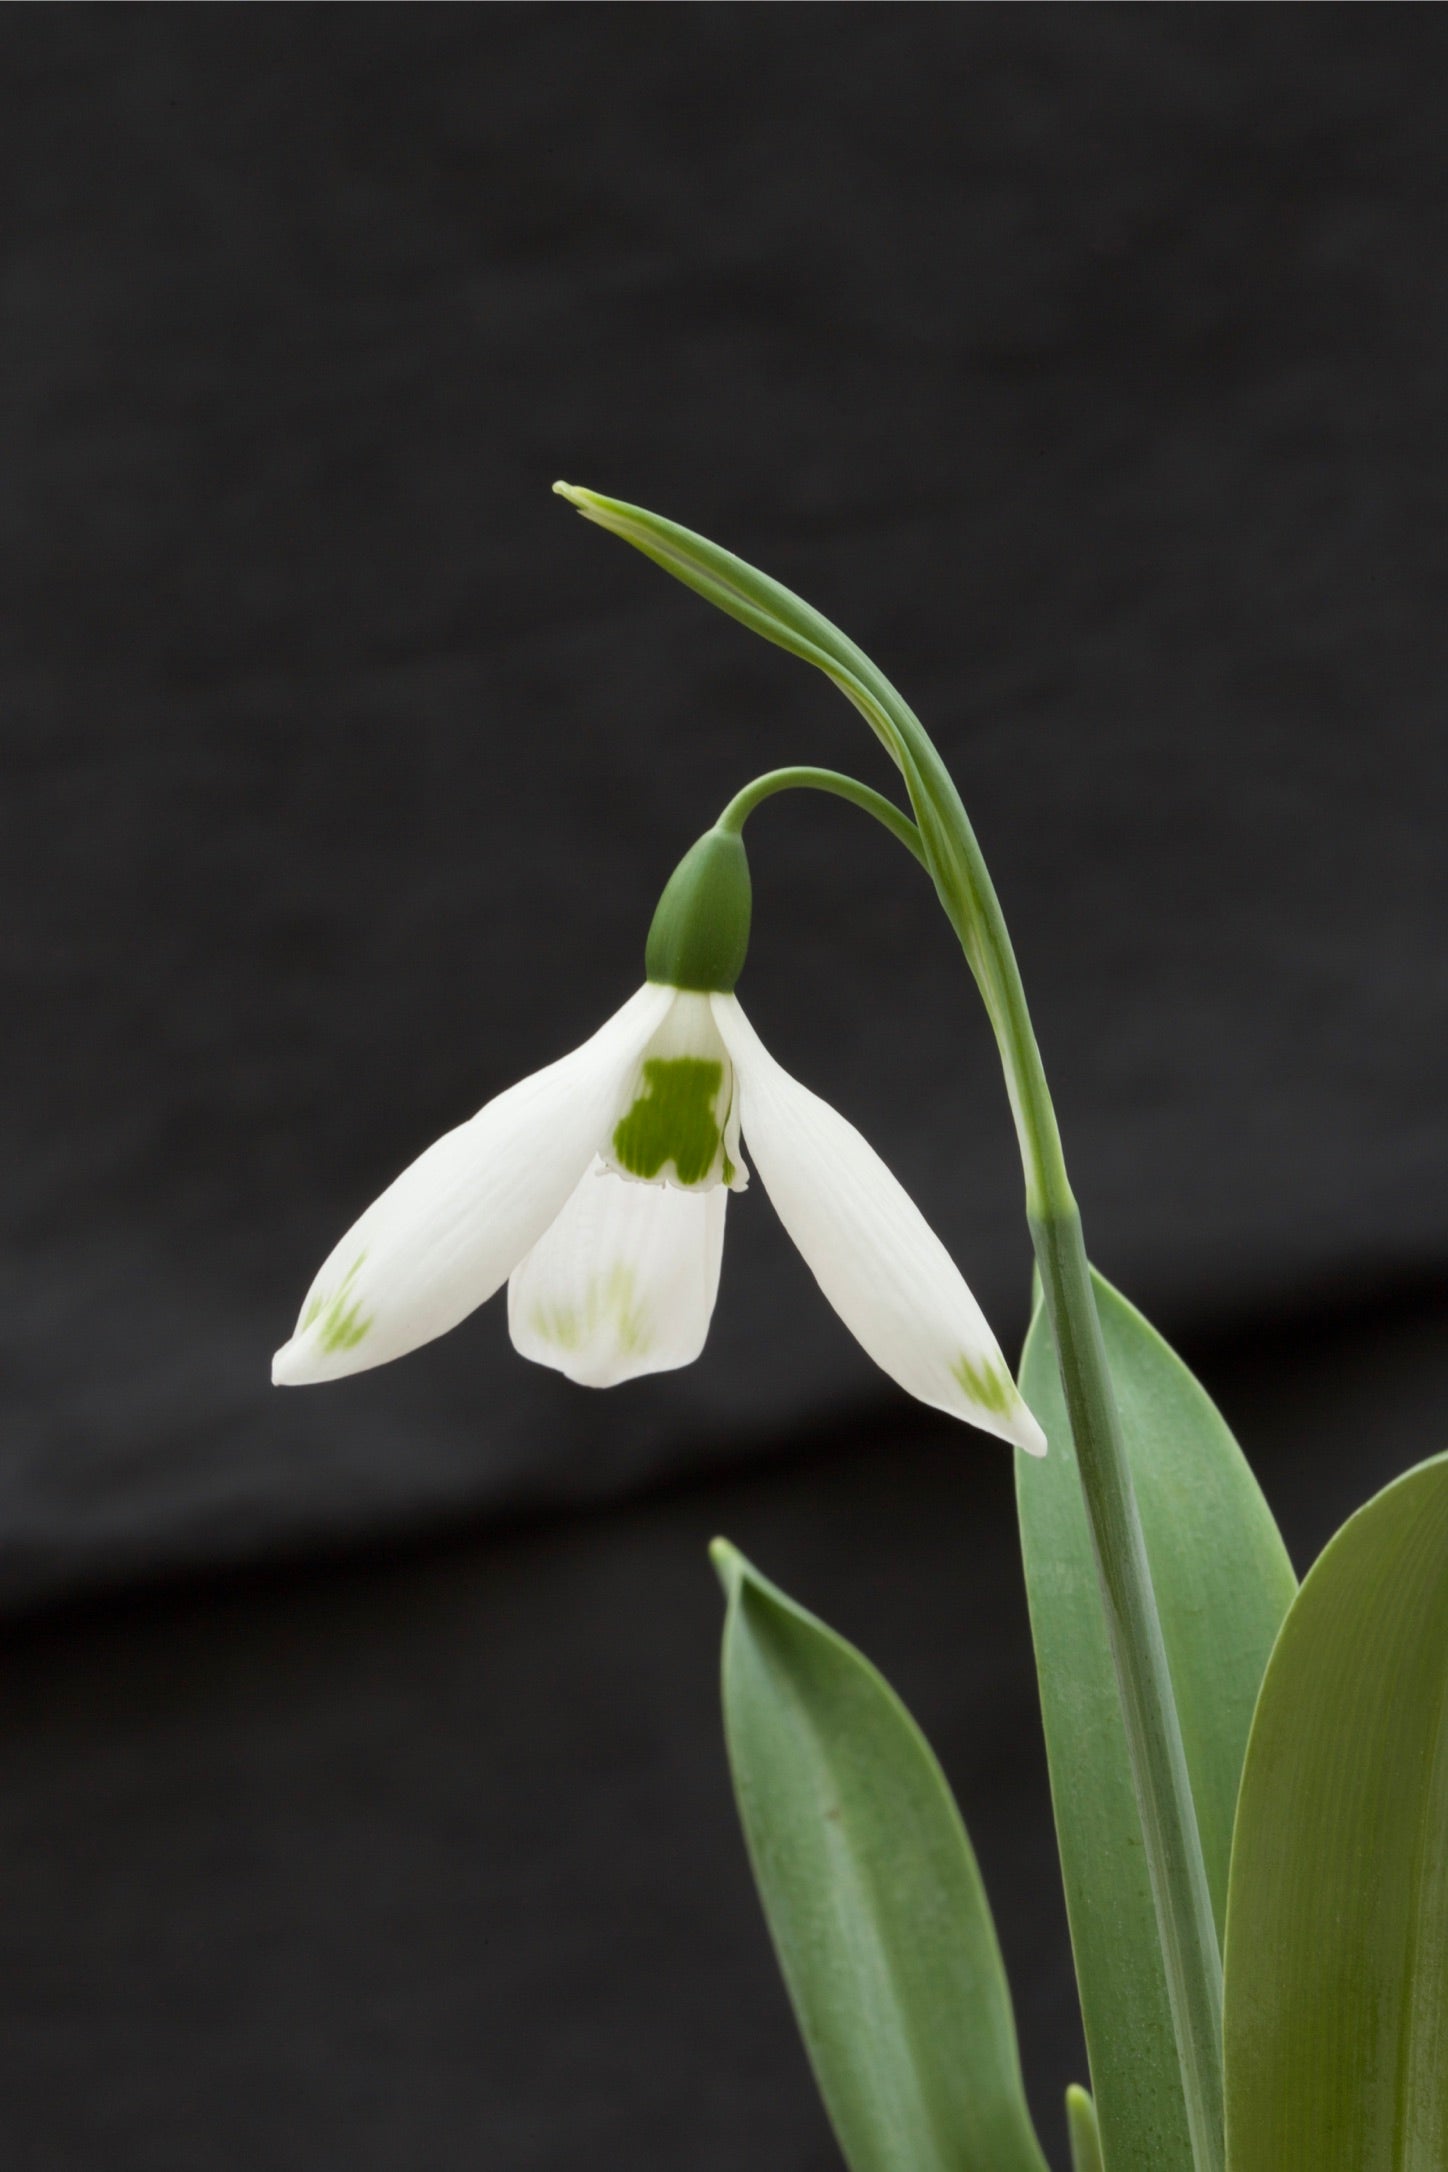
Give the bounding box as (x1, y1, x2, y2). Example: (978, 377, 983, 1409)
(952, 1350, 1017, 1421)
(301, 1254, 374, 1355)
(645, 826, 752, 993)
(613, 1056, 727, 1184)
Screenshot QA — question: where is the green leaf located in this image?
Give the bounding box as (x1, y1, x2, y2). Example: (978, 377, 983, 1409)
(1017, 1272, 1297, 2172)
(1067, 2085, 1105, 2172)
(1223, 1451, 1448, 2172)
(712, 1540, 1049, 2172)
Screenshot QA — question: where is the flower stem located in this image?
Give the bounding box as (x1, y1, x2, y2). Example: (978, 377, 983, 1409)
(888, 712, 1228, 2172)
(557, 484, 1227, 2172)
(717, 766, 926, 865)
(1030, 1208, 1226, 2172)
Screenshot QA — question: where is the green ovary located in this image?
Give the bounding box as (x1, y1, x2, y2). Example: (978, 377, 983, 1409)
(612, 1057, 724, 1186)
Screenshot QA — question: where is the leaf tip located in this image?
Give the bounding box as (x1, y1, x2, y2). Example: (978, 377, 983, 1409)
(1066, 2084, 1103, 2172)
(708, 1535, 743, 1599)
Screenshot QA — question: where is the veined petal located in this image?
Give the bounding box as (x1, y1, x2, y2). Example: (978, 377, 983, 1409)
(508, 1159, 726, 1387)
(711, 994, 1045, 1454)
(273, 983, 673, 1386)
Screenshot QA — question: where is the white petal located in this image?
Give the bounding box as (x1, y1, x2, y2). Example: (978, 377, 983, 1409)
(711, 995, 1045, 1453)
(605, 990, 748, 1192)
(273, 983, 673, 1386)
(507, 1160, 727, 1387)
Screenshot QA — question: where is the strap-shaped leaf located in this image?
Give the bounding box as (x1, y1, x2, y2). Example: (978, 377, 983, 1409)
(712, 1541, 1049, 2172)
(1224, 1451, 1448, 2172)
(1017, 1272, 1296, 2172)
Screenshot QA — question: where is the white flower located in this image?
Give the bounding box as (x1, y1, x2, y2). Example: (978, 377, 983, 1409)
(272, 982, 1045, 1454)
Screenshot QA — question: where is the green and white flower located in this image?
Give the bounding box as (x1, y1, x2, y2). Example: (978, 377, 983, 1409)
(272, 975, 1045, 1454)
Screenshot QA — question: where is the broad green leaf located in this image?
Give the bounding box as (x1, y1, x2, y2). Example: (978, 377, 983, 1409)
(712, 1540, 1049, 2172)
(1224, 1451, 1448, 2172)
(1017, 1272, 1296, 2172)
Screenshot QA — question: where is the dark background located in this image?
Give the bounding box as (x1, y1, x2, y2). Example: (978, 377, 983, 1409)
(3, 8, 1446, 2168)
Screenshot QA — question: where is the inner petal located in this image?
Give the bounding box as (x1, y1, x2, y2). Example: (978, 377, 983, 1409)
(605, 991, 746, 1192)
(508, 1158, 728, 1388)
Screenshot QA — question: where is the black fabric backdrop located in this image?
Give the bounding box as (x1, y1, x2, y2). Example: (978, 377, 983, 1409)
(2, 8, 1446, 2169)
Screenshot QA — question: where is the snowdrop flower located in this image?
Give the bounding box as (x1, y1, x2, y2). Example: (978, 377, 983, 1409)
(273, 825, 1044, 1453)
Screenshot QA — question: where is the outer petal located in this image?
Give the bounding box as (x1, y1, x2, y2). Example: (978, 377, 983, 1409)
(711, 994, 1046, 1453)
(273, 984, 674, 1385)
(507, 1159, 726, 1387)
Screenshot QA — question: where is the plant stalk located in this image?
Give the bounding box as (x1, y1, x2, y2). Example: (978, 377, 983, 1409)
(717, 765, 926, 865)
(557, 484, 1228, 2172)
(894, 728, 1229, 2172)
(1031, 1202, 1226, 2172)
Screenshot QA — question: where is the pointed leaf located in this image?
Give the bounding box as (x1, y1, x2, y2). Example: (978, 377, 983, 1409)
(1066, 2085, 1105, 2172)
(1224, 1451, 1448, 2172)
(1016, 1271, 1296, 2172)
(713, 1541, 1049, 2172)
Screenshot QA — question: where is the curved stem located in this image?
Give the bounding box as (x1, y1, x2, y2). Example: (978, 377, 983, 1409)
(558, 484, 1227, 2172)
(717, 766, 927, 866)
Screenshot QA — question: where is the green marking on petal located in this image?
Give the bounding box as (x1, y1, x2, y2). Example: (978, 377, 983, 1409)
(612, 1058, 724, 1187)
(305, 1255, 374, 1355)
(953, 1350, 1015, 1418)
(530, 1266, 653, 1362)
